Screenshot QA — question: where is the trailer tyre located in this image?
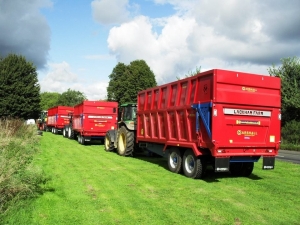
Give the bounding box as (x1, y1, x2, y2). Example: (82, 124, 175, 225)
(63, 126, 68, 138)
(105, 132, 115, 152)
(68, 126, 74, 139)
(168, 148, 182, 174)
(117, 126, 134, 156)
(43, 123, 47, 132)
(230, 162, 254, 177)
(78, 135, 85, 145)
(183, 149, 204, 179)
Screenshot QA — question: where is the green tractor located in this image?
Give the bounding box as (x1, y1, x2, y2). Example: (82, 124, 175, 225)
(37, 110, 48, 131)
(105, 103, 137, 156)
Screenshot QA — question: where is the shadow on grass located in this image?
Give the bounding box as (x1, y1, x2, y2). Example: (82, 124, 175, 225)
(133, 152, 263, 182)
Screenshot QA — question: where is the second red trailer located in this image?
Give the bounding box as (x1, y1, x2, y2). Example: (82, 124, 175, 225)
(67, 101, 118, 144)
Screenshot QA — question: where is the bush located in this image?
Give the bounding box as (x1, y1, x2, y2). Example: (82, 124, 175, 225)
(0, 119, 47, 216)
(281, 120, 300, 145)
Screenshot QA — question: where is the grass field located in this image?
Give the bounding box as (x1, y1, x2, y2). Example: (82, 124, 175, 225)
(3, 132, 300, 225)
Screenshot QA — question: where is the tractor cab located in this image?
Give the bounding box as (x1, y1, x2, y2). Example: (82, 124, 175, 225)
(118, 103, 137, 131)
(37, 110, 48, 131)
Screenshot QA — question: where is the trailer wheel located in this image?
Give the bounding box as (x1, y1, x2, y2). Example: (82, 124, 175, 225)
(167, 148, 182, 174)
(117, 126, 134, 156)
(63, 126, 68, 138)
(43, 124, 47, 131)
(242, 162, 254, 176)
(183, 149, 203, 179)
(68, 126, 74, 139)
(230, 162, 253, 177)
(105, 132, 115, 152)
(78, 135, 85, 145)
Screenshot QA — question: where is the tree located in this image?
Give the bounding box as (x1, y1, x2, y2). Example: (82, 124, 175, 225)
(107, 62, 128, 103)
(268, 57, 300, 125)
(0, 54, 41, 119)
(40, 92, 61, 110)
(56, 88, 86, 106)
(107, 60, 157, 104)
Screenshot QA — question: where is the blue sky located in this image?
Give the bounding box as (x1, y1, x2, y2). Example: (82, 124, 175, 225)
(1, 0, 300, 100)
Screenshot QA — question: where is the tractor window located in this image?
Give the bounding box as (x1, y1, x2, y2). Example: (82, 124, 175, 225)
(132, 107, 137, 119)
(124, 107, 132, 121)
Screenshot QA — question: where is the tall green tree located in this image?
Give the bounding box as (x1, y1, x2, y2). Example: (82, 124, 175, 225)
(0, 54, 41, 119)
(268, 56, 300, 125)
(56, 88, 86, 106)
(107, 62, 128, 102)
(40, 92, 61, 110)
(107, 60, 157, 104)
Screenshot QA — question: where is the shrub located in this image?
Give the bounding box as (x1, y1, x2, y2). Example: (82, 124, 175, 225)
(0, 119, 47, 215)
(281, 120, 300, 145)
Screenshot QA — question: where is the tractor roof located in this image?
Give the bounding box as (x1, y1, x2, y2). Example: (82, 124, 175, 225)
(120, 103, 137, 107)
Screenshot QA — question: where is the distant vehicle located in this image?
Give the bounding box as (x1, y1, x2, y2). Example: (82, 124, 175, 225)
(37, 110, 48, 130)
(26, 119, 35, 125)
(47, 106, 74, 134)
(64, 101, 118, 145)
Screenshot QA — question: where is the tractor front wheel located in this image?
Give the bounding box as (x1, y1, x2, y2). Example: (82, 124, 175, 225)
(105, 132, 115, 152)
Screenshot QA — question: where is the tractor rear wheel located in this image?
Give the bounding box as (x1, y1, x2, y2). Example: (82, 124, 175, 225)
(117, 126, 134, 156)
(105, 132, 115, 152)
(167, 148, 182, 174)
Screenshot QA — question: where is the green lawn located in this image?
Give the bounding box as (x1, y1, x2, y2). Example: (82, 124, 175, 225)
(4, 132, 300, 225)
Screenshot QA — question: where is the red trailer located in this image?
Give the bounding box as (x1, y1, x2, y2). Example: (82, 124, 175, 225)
(134, 69, 281, 178)
(67, 101, 118, 145)
(47, 106, 74, 134)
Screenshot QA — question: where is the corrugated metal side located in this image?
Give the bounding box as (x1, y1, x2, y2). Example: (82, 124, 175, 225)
(137, 69, 281, 157)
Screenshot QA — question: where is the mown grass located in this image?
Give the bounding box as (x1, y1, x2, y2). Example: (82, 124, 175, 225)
(0, 119, 47, 221)
(3, 132, 300, 225)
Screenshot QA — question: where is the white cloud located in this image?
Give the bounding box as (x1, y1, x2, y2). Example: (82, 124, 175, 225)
(108, 15, 197, 84)
(91, 0, 130, 25)
(39, 61, 108, 100)
(106, 0, 300, 84)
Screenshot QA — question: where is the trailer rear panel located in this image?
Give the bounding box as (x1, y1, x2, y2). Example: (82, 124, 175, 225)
(73, 101, 118, 139)
(137, 69, 281, 160)
(47, 106, 74, 129)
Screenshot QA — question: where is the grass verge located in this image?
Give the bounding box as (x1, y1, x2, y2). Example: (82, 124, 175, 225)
(280, 143, 300, 151)
(0, 119, 47, 222)
(3, 132, 300, 225)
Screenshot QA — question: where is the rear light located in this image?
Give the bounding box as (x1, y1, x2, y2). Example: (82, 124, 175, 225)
(111, 126, 115, 130)
(217, 149, 225, 153)
(266, 149, 273, 153)
(213, 109, 217, 116)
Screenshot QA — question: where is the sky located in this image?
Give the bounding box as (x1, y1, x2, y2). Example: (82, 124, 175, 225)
(1, 0, 300, 100)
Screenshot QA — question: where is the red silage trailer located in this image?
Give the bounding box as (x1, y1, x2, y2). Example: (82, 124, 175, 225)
(136, 69, 281, 178)
(47, 106, 74, 134)
(67, 101, 118, 145)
